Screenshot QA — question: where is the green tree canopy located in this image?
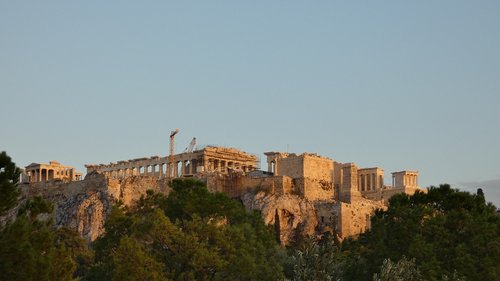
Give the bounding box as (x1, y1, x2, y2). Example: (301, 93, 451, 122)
(0, 151, 21, 215)
(342, 184, 500, 281)
(0, 197, 89, 281)
(88, 179, 284, 281)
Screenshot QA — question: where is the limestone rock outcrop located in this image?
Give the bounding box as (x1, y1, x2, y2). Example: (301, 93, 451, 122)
(242, 190, 386, 244)
(242, 191, 318, 244)
(19, 173, 171, 241)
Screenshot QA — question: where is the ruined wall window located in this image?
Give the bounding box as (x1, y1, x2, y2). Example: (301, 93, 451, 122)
(177, 162, 182, 177)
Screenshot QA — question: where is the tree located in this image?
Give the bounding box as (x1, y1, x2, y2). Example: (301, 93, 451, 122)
(112, 236, 169, 281)
(88, 179, 284, 281)
(0, 197, 79, 281)
(342, 184, 500, 281)
(0, 151, 21, 215)
(286, 236, 343, 281)
(373, 256, 424, 281)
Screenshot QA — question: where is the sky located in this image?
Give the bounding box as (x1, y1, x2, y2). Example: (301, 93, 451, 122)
(1, 1, 499, 206)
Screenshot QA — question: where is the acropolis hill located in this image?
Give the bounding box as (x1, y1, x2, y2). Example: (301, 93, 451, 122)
(18, 144, 423, 244)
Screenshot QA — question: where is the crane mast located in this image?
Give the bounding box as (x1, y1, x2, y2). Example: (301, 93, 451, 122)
(184, 137, 197, 153)
(169, 128, 179, 177)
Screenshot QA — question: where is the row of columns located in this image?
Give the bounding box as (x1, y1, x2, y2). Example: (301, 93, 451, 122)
(26, 168, 77, 183)
(358, 174, 383, 191)
(101, 157, 255, 179)
(391, 174, 418, 188)
(103, 163, 171, 179)
(403, 174, 418, 186)
(207, 158, 253, 173)
(26, 169, 49, 182)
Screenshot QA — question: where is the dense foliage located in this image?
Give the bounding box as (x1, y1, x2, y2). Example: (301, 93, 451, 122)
(0, 151, 21, 215)
(1, 152, 499, 281)
(340, 185, 500, 281)
(87, 179, 284, 281)
(0, 196, 90, 281)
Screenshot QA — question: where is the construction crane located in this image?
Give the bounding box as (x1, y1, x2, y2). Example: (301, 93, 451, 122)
(184, 137, 197, 153)
(169, 128, 179, 177)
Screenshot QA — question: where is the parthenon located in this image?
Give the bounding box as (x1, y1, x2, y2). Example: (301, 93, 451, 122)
(85, 146, 259, 179)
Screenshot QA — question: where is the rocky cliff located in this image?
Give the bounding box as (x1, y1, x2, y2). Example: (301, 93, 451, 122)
(242, 191, 319, 244)
(11, 174, 384, 244)
(18, 173, 171, 241)
(242, 190, 385, 244)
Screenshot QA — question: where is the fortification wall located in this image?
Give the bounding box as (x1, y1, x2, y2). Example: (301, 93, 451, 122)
(303, 155, 333, 181)
(294, 177, 334, 201)
(338, 198, 385, 239)
(361, 190, 383, 201)
(277, 156, 304, 178)
(202, 172, 294, 198)
(314, 202, 340, 236)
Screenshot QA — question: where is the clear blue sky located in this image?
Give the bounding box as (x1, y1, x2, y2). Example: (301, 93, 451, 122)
(1, 1, 499, 206)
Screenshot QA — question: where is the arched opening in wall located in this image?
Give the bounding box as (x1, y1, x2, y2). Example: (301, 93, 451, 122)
(177, 161, 182, 177)
(147, 166, 152, 174)
(271, 161, 276, 174)
(184, 161, 190, 175)
(192, 160, 198, 173)
(139, 167, 144, 174)
(162, 164, 167, 176)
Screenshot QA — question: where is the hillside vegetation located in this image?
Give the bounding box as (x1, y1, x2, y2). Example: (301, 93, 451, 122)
(1, 152, 499, 281)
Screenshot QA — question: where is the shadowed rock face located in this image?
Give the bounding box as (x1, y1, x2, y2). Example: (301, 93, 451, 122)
(242, 190, 385, 245)
(242, 191, 319, 245)
(57, 190, 108, 241)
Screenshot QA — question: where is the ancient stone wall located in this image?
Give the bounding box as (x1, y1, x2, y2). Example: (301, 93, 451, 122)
(294, 178, 334, 201)
(267, 153, 335, 201)
(340, 163, 361, 203)
(333, 161, 343, 197)
(314, 202, 340, 236)
(338, 198, 385, 238)
(303, 155, 333, 181)
(276, 155, 304, 178)
(201, 172, 294, 198)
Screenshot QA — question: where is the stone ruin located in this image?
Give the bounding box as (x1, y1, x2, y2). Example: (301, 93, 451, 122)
(20, 145, 424, 244)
